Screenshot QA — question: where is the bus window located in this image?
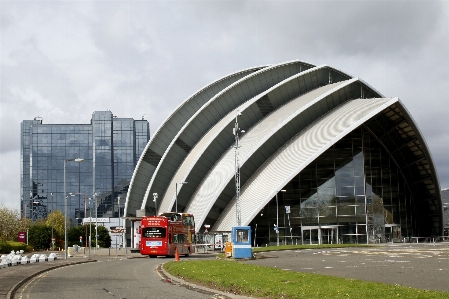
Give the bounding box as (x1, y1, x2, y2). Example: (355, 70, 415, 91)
(169, 233, 172, 244)
(173, 234, 178, 244)
(184, 216, 194, 227)
(142, 227, 166, 239)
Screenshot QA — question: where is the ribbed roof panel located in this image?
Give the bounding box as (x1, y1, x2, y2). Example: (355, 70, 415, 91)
(213, 97, 398, 231)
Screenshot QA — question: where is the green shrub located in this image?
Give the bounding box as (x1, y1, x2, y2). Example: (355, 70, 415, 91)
(0, 240, 12, 254)
(0, 241, 32, 254)
(9, 241, 32, 253)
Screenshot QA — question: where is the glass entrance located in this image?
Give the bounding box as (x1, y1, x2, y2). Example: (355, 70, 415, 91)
(385, 225, 401, 243)
(302, 226, 338, 245)
(321, 227, 336, 244)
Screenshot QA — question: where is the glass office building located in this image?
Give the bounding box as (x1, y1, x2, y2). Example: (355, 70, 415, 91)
(20, 111, 150, 227)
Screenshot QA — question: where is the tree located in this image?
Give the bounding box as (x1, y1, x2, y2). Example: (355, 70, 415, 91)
(96, 225, 111, 248)
(44, 210, 65, 248)
(68, 224, 87, 247)
(67, 224, 111, 248)
(0, 205, 25, 241)
(45, 210, 66, 238)
(28, 224, 52, 250)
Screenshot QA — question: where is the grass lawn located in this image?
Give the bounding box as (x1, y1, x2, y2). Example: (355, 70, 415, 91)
(164, 251, 449, 299)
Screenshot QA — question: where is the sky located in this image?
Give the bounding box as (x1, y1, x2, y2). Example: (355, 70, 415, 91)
(1, 0, 448, 211)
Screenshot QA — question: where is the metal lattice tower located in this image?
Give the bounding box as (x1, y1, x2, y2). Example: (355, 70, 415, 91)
(233, 111, 244, 226)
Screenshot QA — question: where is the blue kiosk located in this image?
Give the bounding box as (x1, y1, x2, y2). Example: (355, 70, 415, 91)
(232, 226, 252, 259)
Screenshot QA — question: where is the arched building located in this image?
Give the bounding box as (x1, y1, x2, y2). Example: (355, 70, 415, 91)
(125, 60, 443, 245)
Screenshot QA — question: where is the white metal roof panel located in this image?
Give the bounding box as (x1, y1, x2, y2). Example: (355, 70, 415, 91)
(185, 81, 354, 230)
(213, 97, 398, 231)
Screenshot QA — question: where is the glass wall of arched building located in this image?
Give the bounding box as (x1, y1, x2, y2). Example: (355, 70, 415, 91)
(250, 126, 416, 245)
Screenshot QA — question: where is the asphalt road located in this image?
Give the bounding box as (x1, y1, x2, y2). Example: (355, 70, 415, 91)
(245, 243, 449, 293)
(12, 255, 244, 299)
(7, 243, 449, 298)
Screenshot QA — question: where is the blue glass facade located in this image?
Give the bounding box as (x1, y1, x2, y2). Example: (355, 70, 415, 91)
(20, 112, 150, 226)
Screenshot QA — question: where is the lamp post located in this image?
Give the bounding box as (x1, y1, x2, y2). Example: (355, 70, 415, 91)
(116, 196, 121, 258)
(88, 198, 92, 259)
(94, 193, 98, 253)
(275, 190, 286, 246)
(175, 182, 187, 213)
(71, 192, 87, 247)
(50, 192, 54, 250)
(64, 157, 84, 259)
(153, 193, 158, 215)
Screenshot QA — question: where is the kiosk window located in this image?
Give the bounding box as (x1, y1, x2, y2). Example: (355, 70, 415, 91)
(237, 229, 248, 243)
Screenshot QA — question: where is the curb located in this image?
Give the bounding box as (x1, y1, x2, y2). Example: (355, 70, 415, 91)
(158, 263, 254, 299)
(6, 259, 96, 299)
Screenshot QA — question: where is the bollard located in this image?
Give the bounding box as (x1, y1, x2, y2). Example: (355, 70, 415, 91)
(48, 253, 57, 261)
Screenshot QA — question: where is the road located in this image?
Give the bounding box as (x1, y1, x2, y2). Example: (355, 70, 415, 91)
(9, 243, 449, 298)
(245, 243, 449, 292)
(12, 255, 236, 299)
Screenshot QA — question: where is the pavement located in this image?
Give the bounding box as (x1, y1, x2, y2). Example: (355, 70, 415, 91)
(2, 243, 449, 298)
(0, 248, 144, 299)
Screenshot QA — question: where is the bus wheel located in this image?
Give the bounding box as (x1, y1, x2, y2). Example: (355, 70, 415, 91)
(149, 255, 156, 258)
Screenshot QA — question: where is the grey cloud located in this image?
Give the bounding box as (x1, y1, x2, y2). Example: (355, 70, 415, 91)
(0, 0, 448, 210)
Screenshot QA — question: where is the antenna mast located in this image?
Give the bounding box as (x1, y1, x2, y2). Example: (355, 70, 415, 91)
(233, 110, 244, 226)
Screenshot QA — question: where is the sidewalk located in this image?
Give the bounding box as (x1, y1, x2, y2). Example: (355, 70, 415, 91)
(71, 247, 144, 258)
(0, 247, 220, 299)
(0, 252, 93, 299)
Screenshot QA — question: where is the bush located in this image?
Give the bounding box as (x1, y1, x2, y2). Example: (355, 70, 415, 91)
(0, 240, 32, 254)
(28, 224, 52, 250)
(0, 240, 12, 254)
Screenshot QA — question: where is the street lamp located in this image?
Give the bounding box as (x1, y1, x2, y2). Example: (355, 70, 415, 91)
(153, 193, 158, 215)
(88, 198, 92, 259)
(175, 182, 187, 213)
(50, 192, 54, 250)
(71, 192, 87, 247)
(94, 193, 98, 253)
(64, 157, 84, 259)
(275, 189, 286, 246)
(116, 196, 122, 258)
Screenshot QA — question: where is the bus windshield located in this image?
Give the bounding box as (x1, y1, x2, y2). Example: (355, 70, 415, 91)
(142, 227, 166, 239)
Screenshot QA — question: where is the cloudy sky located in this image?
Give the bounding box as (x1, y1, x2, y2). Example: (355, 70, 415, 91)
(1, 0, 448, 211)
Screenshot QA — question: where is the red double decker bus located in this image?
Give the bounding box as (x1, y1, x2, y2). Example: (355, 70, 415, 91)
(140, 212, 195, 258)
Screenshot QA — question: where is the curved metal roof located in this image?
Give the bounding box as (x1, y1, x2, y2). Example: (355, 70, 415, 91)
(138, 60, 315, 212)
(125, 66, 264, 216)
(213, 97, 397, 231)
(126, 60, 443, 236)
(159, 65, 354, 216)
